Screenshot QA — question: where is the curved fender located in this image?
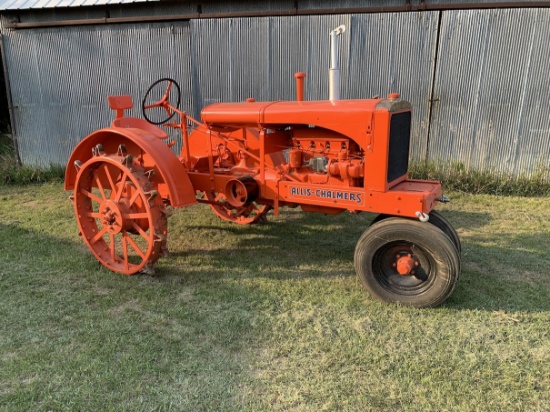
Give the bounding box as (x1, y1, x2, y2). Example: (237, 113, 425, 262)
(65, 127, 196, 208)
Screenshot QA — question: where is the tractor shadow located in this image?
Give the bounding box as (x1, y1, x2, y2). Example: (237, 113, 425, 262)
(156, 206, 550, 312)
(167, 208, 378, 280)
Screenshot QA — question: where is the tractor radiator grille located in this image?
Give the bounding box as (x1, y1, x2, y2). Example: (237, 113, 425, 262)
(387, 111, 412, 184)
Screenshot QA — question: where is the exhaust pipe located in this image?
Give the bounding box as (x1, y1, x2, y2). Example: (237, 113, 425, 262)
(329, 25, 346, 101)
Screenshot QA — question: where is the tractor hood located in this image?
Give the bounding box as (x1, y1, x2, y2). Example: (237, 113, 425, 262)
(201, 97, 411, 142)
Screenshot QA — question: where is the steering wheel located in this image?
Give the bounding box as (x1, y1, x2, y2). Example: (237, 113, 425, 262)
(141, 78, 181, 125)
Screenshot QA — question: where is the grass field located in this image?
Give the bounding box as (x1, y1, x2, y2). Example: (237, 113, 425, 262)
(1, 182, 549, 411)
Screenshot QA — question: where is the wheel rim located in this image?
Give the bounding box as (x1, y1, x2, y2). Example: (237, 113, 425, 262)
(74, 155, 167, 275)
(372, 241, 435, 294)
(202, 191, 271, 225)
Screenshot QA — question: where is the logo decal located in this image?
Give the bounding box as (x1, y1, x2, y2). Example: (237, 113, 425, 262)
(289, 186, 363, 205)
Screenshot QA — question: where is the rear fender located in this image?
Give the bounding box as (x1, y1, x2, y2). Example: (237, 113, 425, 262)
(65, 127, 196, 208)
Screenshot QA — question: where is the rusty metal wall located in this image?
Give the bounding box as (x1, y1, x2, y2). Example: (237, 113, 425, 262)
(1, 8, 549, 178)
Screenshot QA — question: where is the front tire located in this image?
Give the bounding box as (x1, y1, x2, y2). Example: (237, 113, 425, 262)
(354, 218, 460, 308)
(370, 210, 461, 253)
(427, 210, 461, 254)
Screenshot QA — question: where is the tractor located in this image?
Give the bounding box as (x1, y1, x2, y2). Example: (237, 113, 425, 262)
(64, 26, 460, 308)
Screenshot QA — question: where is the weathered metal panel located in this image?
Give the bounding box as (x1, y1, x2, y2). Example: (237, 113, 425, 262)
(298, 0, 410, 9)
(0, 8, 105, 25)
(1, 13, 441, 167)
(3, 22, 191, 166)
(189, 15, 350, 107)
(0, 3, 196, 25)
(268, 14, 352, 101)
(108, 2, 198, 18)
(347, 12, 438, 162)
(429, 8, 550, 177)
(3, 9, 549, 179)
(200, 0, 295, 13)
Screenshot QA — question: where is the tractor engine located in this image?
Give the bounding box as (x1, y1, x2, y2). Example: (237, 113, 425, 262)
(195, 92, 414, 215)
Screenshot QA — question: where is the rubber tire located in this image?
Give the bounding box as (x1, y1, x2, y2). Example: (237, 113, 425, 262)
(355, 217, 460, 308)
(370, 210, 461, 254)
(427, 210, 461, 254)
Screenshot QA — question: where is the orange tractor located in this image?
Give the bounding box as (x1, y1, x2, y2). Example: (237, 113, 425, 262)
(64, 27, 460, 308)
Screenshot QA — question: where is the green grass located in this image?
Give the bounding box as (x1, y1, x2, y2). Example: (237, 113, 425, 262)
(409, 161, 550, 197)
(1, 183, 549, 411)
(0, 134, 64, 185)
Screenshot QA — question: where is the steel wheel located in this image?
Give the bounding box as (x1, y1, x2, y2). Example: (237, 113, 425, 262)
(355, 217, 460, 308)
(73, 153, 168, 275)
(201, 191, 271, 225)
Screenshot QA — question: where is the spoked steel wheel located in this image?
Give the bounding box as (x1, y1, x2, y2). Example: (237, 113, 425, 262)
(201, 191, 271, 225)
(355, 217, 460, 308)
(73, 154, 168, 275)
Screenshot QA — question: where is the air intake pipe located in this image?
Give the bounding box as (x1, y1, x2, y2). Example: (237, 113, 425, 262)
(329, 25, 346, 101)
(294, 72, 306, 101)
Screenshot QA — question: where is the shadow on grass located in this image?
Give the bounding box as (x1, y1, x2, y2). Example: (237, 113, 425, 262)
(149, 206, 545, 312)
(167, 208, 490, 273)
(155, 206, 548, 313)
(449, 232, 550, 312)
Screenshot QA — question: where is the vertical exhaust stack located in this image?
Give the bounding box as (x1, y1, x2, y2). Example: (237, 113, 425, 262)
(329, 25, 346, 101)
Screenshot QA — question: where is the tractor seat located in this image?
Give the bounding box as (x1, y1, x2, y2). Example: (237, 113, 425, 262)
(111, 117, 169, 140)
(107, 94, 169, 140)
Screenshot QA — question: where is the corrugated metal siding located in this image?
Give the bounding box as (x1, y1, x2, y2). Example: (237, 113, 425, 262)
(4, 22, 191, 165)
(2, 8, 549, 178)
(3, 13, 438, 167)
(300, 0, 550, 8)
(347, 12, 438, 162)
(429, 8, 550, 177)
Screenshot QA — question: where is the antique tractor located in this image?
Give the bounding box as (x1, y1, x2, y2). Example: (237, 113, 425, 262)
(64, 27, 460, 308)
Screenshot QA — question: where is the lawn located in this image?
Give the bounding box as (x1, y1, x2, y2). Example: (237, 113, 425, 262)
(1, 182, 549, 411)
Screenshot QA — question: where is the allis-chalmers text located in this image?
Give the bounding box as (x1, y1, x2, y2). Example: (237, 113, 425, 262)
(289, 186, 363, 204)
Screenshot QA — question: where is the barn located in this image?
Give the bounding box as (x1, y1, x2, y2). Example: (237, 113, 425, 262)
(0, 0, 549, 178)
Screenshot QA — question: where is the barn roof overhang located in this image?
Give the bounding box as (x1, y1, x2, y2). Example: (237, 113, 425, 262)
(1, 0, 550, 30)
(0, 0, 158, 10)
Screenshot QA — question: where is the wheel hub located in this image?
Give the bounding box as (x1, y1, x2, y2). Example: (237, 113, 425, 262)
(394, 253, 418, 276)
(99, 200, 129, 234)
